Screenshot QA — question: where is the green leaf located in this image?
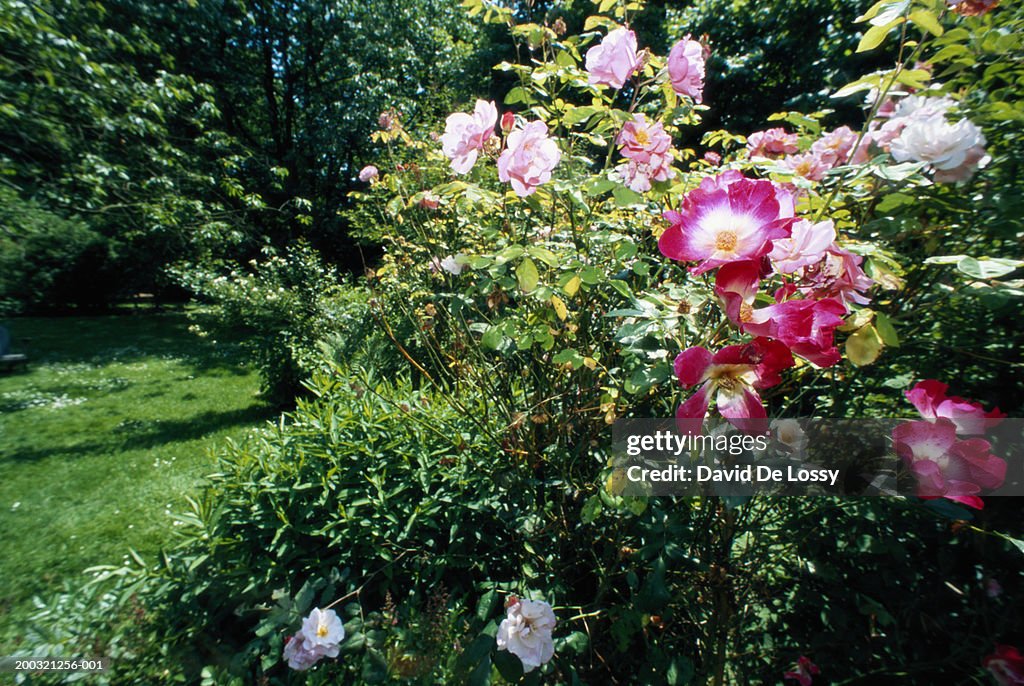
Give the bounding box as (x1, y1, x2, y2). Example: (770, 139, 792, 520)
(516, 257, 540, 293)
(857, 19, 903, 53)
(846, 324, 883, 366)
(613, 184, 644, 207)
(875, 313, 900, 348)
(481, 325, 504, 351)
(493, 650, 524, 682)
(908, 10, 943, 37)
(957, 257, 1024, 280)
(581, 495, 602, 524)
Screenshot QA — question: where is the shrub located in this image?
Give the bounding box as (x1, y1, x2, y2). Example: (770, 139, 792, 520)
(175, 242, 374, 405)
(0, 188, 113, 314)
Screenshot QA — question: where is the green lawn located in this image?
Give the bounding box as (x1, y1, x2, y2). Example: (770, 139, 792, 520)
(0, 311, 273, 648)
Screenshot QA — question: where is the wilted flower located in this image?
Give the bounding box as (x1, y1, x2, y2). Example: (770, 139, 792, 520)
(747, 128, 799, 158)
(985, 645, 1024, 685)
(784, 656, 821, 686)
(948, 0, 1000, 16)
(794, 244, 874, 306)
(667, 36, 708, 103)
(715, 260, 847, 367)
(497, 121, 561, 197)
(496, 598, 557, 673)
(283, 632, 328, 671)
(659, 171, 793, 274)
(378, 109, 400, 131)
(585, 27, 639, 89)
(440, 99, 498, 174)
(358, 165, 379, 183)
(703, 150, 722, 165)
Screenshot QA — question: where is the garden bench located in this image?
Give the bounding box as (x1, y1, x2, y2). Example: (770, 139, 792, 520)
(0, 326, 28, 372)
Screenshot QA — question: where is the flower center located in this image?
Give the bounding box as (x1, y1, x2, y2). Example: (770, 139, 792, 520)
(317, 625, 329, 638)
(634, 129, 651, 147)
(715, 230, 738, 252)
(739, 302, 754, 323)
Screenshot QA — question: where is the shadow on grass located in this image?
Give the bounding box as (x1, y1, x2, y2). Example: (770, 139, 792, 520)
(1, 404, 273, 463)
(2, 312, 254, 377)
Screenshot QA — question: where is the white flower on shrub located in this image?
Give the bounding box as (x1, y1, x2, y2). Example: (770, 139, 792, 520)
(890, 114, 989, 181)
(301, 607, 345, 650)
(496, 597, 556, 673)
(283, 607, 345, 671)
(439, 255, 465, 275)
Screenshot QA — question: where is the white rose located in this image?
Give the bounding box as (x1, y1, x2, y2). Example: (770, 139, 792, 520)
(496, 599, 557, 672)
(300, 607, 345, 653)
(890, 115, 987, 173)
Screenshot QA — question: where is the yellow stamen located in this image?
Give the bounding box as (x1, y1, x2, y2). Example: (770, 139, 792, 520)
(715, 230, 738, 252)
(634, 129, 651, 147)
(317, 625, 329, 638)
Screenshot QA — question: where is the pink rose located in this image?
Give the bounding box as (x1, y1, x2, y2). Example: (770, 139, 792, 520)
(497, 121, 561, 197)
(667, 36, 708, 103)
(616, 114, 673, 162)
(747, 128, 799, 158)
(585, 27, 639, 89)
(811, 126, 858, 165)
(782, 152, 832, 181)
(358, 165, 379, 183)
(440, 99, 498, 174)
(615, 154, 675, 192)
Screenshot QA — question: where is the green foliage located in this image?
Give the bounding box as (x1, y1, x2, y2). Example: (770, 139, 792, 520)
(176, 243, 373, 405)
(0, 188, 111, 314)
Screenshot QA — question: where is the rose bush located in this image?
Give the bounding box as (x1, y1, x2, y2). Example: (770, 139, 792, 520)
(14, 0, 1024, 684)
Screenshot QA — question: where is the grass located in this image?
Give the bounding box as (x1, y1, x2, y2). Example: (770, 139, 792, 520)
(0, 310, 274, 649)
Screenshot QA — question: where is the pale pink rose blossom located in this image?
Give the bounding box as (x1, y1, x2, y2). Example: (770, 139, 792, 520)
(770, 219, 837, 274)
(585, 27, 639, 89)
(497, 121, 561, 197)
(358, 165, 379, 183)
(667, 36, 708, 103)
(746, 128, 799, 158)
(283, 632, 328, 671)
(616, 114, 673, 162)
(616, 153, 675, 192)
(782, 152, 832, 181)
(440, 99, 498, 174)
(811, 126, 858, 165)
(496, 598, 557, 673)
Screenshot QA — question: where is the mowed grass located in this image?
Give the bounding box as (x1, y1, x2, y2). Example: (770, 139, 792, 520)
(0, 311, 273, 647)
